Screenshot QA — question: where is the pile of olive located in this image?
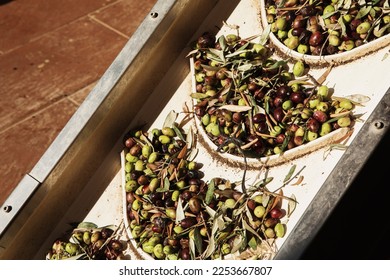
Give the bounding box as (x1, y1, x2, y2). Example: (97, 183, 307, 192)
(264, 0, 390, 55)
(47, 222, 125, 260)
(190, 32, 355, 158)
(123, 125, 289, 260)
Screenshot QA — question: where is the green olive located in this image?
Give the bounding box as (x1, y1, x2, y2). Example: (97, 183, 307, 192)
(142, 242, 155, 254)
(254, 205, 266, 218)
(337, 116, 351, 127)
(153, 244, 165, 259)
(307, 131, 318, 141)
(293, 60, 305, 77)
(275, 223, 286, 238)
(224, 198, 236, 209)
(65, 242, 79, 255)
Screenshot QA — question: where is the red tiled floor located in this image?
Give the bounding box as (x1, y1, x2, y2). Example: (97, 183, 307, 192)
(0, 16, 128, 131)
(0, 0, 117, 53)
(0, 0, 157, 205)
(0, 99, 79, 205)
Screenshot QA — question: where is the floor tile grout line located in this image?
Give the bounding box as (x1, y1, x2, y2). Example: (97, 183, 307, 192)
(88, 15, 130, 39)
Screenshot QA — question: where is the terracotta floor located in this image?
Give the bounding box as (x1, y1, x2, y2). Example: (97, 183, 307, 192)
(0, 0, 157, 205)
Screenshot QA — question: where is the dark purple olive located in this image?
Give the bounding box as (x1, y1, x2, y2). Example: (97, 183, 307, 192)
(275, 133, 286, 144)
(312, 110, 328, 123)
(149, 192, 163, 203)
(350, 19, 362, 31)
(125, 137, 136, 148)
(292, 27, 305, 37)
(292, 15, 306, 29)
(273, 107, 285, 122)
(137, 175, 149, 185)
(270, 207, 283, 219)
(232, 112, 243, 124)
(299, 30, 312, 45)
(254, 89, 266, 101)
(204, 76, 217, 86)
(307, 117, 320, 132)
(180, 190, 193, 201)
(276, 85, 291, 98)
(253, 113, 266, 123)
(129, 144, 142, 156)
(188, 197, 201, 214)
(180, 217, 197, 229)
(290, 92, 304, 104)
(257, 121, 268, 132)
(152, 224, 163, 233)
(309, 31, 324, 47)
(248, 82, 259, 92)
(197, 32, 215, 48)
(180, 247, 190, 260)
(273, 96, 284, 107)
(300, 5, 316, 16)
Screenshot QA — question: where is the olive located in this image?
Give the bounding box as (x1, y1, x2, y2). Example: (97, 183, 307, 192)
(129, 144, 142, 156)
(312, 110, 328, 123)
(179, 247, 190, 260)
(125, 137, 136, 148)
(254, 205, 266, 218)
(300, 4, 316, 16)
(306, 117, 320, 132)
(197, 32, 215, 48)
(247, 199, 256, 211)
(275, 223, 286, 238)
(275, 133, 286, 144)
(270, 207, 283, 219)
(273, 107, 285, 122)
(309, 31, 324, 47)
(264, 217, 278, 228)
(290, 92, 304, 104)
(292, 15, 305, 29)
(180, 217, 197, 229)
(188, 197, 202, 214)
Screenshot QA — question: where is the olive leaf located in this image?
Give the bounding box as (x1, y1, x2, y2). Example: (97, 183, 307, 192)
(76, 222, 98, 230)
(263, 60, 287, 70)
(323, 143, 348, 160)
(205, 204, 216, 219)
(156, 177, 170, 192)
(201, 215, 221, 259)
(262, 194, 270, 207)
(218, 104, 252, 112)
(218, 35, 227, 51)
(175, 197, 185, 223)
(337, 16, 347, 37)
(356, 5, 372, 19)
(189, 237, 196, 260)
(259, 24, 271, 45)
(284, 164, 296, 183)
(163, 110, 178, 128)
(172, 123, 185, 142)
(242, 219, 263, 241)
(373, 22, 390, 38)
(287, 194, 297, 218)
(205, 180, 215, 205)
(193, 227, 203, 255)
(230, 233, 245, 254)
(248, 236, 258, 250)
(190, 92, 209, 100)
